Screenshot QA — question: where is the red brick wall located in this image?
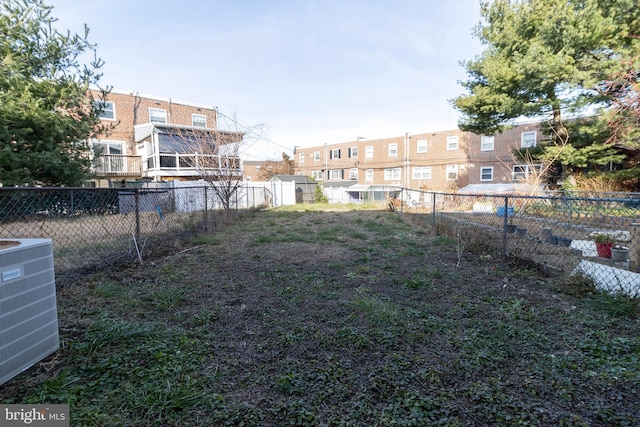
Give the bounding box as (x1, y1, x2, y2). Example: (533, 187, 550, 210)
(90, 89, 218, 151)
(295, 129, 471, 190)
(294, 123, 546, 191)
(466, 123, 543, 185)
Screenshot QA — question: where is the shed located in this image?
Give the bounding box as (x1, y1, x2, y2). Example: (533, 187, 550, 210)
(269, 175, 318, 203)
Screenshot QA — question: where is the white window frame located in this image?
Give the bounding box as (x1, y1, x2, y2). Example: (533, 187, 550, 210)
(94, 101, 115, 120)
(446, 164, 458, 180)
(365, 146, 374, 159)
(481, 135, 494, 151)
(388, 143, 398, 156)
(191, 114, 206, 127)
(311, 170, 323, 180)
(480, 166, 494, 181)
(92, 140, 126, 173)
(330, 149, 341, 159)
(384, 167, 401, 181)
(348, 147, 358, 158)
(365, 169, 374, 181)
(349, 168, 358, 180)
(416, 139, 428, 153)
(412, 166, 432, 180)
(521, 131, 537, 148)
(329, 169, 343, 180)
(92, 140, 124, 155)
(446, 136, 459, 150)
(299, 153, 305, 164)
(314, 151, 320, 162)
(149, 108, 167, 123)
(512, 164, 542, 180)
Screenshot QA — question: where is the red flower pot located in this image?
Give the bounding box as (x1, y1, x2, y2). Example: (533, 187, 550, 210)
(595, 242, 612, 258)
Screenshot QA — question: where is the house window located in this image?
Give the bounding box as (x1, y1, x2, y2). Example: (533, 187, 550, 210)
(314, 151, 320, 161)
(311, 170, 323, 180)
(384, 168, 401, 180)
(521, 131, 537, 148)
(481, 135, 494, 151)
(480, 166, 494, 181)
(446, 164, 458, 180)
(365, 146, 373, 159)
(92, 141, 123, 155)
(94, 101, 115, 120)
(417, 139, 428, 153)
(349, 168, 358, 180)
(512, 164, 542, 180)
(92, 141, 125, 173)
(388, 143, 398, 156)
(329, 169, 343, 180)
(330, 149, 341, 159)
(192, 114, 206, 127)
(365, 169, 373, 181)
(447, 136, 458, 150)
(348, 147, 358, 158)
(149, 108, 167, 123)
(412, 166, 432, 180)
(299, 153, 305, 164)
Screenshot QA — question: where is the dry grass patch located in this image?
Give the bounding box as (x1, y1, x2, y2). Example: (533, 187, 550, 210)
(1, 207, 639, 426)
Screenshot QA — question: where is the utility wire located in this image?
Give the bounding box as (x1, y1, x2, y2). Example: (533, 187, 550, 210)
(216, 109, 294, 157)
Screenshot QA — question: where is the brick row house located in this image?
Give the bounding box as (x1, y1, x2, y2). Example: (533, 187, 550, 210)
(293, 122, 543, 199)
(88, 89, 243, 187)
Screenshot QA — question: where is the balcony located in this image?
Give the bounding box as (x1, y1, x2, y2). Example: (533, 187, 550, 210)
(93, 155, 143, 177)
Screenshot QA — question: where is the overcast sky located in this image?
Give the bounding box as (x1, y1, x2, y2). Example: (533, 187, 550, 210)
(47, 0, 484, 160)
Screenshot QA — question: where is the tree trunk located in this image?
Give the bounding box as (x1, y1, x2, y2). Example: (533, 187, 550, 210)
(551, 100, 568, 147)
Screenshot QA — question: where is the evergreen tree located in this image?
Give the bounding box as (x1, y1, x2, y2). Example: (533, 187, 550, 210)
(452, 0, 639, 183)
(0, 0, 106, 186)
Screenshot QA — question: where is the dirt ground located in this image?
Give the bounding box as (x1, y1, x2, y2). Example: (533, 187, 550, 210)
(3, 207, 639, 426)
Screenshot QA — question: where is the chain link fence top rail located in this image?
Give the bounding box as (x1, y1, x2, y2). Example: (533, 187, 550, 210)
(0, 186, 271, 283)
(401, 189, 640, 297)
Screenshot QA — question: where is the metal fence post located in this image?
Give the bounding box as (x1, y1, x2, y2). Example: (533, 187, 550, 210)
(70, 189, 75, 217)
(135, 188, 141, 244)
(503, 196, 509, 256)
(203, 186, 209, 232)
(431, 192, 436, 229)
(631, 222, 640, 272)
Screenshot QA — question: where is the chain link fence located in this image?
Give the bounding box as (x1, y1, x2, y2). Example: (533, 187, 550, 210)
(0, 186, 272, 284)
(401, 189, 640, 297)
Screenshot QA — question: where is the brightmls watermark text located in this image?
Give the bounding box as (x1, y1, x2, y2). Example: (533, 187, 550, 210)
(0, 405, 69, 426)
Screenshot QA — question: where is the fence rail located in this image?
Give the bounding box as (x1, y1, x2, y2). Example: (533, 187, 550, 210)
(0, 186, 271, 284)
(93, 154, 142, 176)
(400, 189, 640, 297)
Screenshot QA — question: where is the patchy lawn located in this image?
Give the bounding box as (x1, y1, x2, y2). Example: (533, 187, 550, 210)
(2, 207, 639, 426)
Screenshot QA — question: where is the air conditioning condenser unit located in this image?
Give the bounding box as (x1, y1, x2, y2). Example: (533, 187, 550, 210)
(0, 239, 60, 386)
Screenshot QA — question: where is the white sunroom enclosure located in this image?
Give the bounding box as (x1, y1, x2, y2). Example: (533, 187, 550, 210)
(133, 123, 243, 182)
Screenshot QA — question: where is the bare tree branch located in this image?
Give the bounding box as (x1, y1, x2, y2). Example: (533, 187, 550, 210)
(167, 121, 245, 212)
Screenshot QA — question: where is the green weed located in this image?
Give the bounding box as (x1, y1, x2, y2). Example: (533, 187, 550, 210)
(145, 287, 189, 310)
(586, 292, 640, 318)
(91, 281, 123, 298)
(192, 235, 220, 245)
(405, 275, 433, 290)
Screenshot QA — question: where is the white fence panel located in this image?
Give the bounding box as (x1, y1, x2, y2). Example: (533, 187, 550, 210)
(169, 180, 296, 209)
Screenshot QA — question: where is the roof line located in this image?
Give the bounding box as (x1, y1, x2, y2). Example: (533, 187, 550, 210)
(92, 87, 217, 111)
